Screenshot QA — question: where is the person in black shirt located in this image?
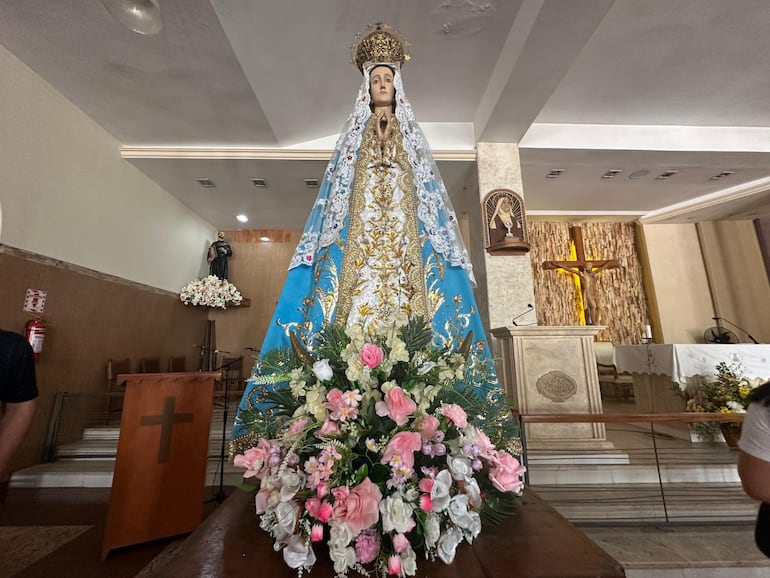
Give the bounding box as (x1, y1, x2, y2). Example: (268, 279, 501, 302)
(0, 329, 38, 481)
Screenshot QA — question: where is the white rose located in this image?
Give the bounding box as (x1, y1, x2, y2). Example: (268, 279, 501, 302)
(283, 534, 317, 570)
(312, 358, 333, 382)
(468, 510, 482, 539)
(447, 494, 475, 531)
(328, 522, 353, 550)
(330, 545, 357, 575)
(389, 338, 410, 363)
(273, 501, 299, 542)
(400, 545, 417, 576)
(380, 495, 414, 534)
(447, 456, 474, 482)
(437, 526, 464, 565)
(463, 477, 482, 509)
(279, 469, 306, 501)
(424, 513, 441, 549)
(430, 470, 452, 513)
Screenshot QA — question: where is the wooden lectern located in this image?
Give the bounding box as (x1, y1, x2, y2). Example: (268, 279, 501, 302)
(102, 371, 218, 557)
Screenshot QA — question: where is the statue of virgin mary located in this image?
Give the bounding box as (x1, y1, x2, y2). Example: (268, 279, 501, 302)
(232, 24, 501, 442)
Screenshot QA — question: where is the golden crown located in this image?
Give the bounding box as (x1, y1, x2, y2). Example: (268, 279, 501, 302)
(351, 23, 410, 72)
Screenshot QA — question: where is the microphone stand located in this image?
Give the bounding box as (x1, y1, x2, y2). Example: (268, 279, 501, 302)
(713, 316, 760, 344)
(209, 355, 242, 503)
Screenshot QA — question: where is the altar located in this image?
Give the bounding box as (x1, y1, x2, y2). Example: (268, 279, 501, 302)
(613, 344, 770, 439)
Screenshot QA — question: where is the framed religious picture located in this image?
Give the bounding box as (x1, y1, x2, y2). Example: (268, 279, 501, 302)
(482, 189, 531, 255)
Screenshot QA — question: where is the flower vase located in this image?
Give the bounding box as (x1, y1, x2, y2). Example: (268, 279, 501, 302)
(720, 423, 742, 449)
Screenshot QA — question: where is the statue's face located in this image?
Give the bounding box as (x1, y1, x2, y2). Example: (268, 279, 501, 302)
(369, 66, 394, 108)
(501, 198, 512, 212)
(218, 231, 225, 240)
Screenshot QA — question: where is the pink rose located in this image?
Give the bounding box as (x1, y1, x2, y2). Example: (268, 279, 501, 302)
(381, 431, 422, 469)
(310, 523, 324, 542)
(233, 438, 272, 478)
(417, 414, 440, 441)
(474, 427, 497, 460)
(319, 420, 339, 436)
(387, 555, 401, 576)
(418, 478, 434, 493)
(288, 417, 309, 435)
(316, 482, 329, 498)
(331, 478, 382, 535)
(441, 403, 468, 428)
(305, 497, 321, 518)
(360, 343, 384, 369)
(489, 451, 526, 493)
(317, 502, 333, 523)
(375, 386, 416, 426)
(392, 533, 409, 554)
(355, 529, 381, 564)
(324, 388, 345, 413)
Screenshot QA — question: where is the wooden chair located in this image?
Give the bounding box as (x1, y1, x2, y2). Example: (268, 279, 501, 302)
(139, 357, 161, 373)
(594, 342, 635, 402)
(168, 355, 187, 372)
(107, 358, 131, 413)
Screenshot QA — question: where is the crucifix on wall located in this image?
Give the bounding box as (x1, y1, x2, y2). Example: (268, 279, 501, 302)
(542, 226, 620, 326)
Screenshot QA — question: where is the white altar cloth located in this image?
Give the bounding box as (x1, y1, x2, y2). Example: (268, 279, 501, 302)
(614, 344, 770, 389)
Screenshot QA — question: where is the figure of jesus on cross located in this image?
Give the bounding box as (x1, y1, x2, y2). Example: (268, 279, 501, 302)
(543, 226, 620, 326)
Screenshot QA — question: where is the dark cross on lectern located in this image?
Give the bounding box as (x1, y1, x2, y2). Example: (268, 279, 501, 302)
(140, 396, 193, 464)
(542, 226, 620, 325)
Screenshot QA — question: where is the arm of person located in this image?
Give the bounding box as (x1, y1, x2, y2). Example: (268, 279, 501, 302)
(0, 399, 37, 480)
(738, 451, 770, 502)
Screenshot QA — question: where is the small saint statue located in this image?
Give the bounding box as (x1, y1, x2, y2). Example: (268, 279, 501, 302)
(208, 231, 232, 280)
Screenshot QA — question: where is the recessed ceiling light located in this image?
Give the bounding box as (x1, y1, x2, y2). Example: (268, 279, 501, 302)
(251, 178, 267, 187)
(601, 169, 623, 179)
(236, 214, 248, 223)
(545, 169, 564, 179)
(196, 178, 215, 187)
(709, 170, 735, 181)
(628, 170, 649, 179)
(656, 170, 679, 180)
(259, 236, 270, 242)
(304, 179, 319, 188)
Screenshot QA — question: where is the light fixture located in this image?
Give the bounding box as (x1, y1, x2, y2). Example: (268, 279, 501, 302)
(304, 179, 319, 188)
(259, 236, 271, 242)
(601, 169, 623, 179)
(251, 178, 267, 187)
(545, 169, 564, 179)
(236, 214, 248, 223)
(628, 170, 649, 179)
(196, 178, 215, 187)
(709, 170, 735, 181)
(101, 0, 162, 35)
(656, 170, 679, 180)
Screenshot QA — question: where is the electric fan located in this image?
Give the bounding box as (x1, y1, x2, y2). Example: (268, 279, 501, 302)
(703, 325, 739, 344)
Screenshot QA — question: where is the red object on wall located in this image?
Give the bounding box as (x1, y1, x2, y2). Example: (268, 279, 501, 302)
(25, 318, 45, 361)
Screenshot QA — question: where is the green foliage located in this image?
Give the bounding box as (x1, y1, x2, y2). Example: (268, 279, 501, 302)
(399, 316, 432, 352)
(479, 488, 521, 527)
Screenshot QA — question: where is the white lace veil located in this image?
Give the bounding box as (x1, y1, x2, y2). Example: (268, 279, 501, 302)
(289, 62, 476, 286)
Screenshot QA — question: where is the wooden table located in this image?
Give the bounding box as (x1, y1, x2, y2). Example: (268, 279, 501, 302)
(153, 488, 624, 578)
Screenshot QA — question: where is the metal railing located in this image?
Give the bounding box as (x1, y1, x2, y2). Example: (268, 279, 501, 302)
(517, 411, 752, 524)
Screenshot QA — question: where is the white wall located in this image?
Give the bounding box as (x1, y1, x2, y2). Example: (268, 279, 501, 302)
(0, 44, 213, 293)
(640, 223, 714, 343)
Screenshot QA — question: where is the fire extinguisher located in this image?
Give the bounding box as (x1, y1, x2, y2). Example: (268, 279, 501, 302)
(25, 318, 45, 361)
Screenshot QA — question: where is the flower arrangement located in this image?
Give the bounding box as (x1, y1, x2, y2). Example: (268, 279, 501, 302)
(179, 275, 242, 309)
(233, 316, 524, 577)
(685, 361, 755, 438)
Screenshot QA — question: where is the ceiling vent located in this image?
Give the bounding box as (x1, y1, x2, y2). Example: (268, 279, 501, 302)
(196, 178, 215, 188)
(304, 179, 319, 188)
(251, 178, 267, 187)
(601, 169, 623, 179)
(655, 170, 679, 180)
(709, 170, 735, 181)
(545, 169, 564, 179)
